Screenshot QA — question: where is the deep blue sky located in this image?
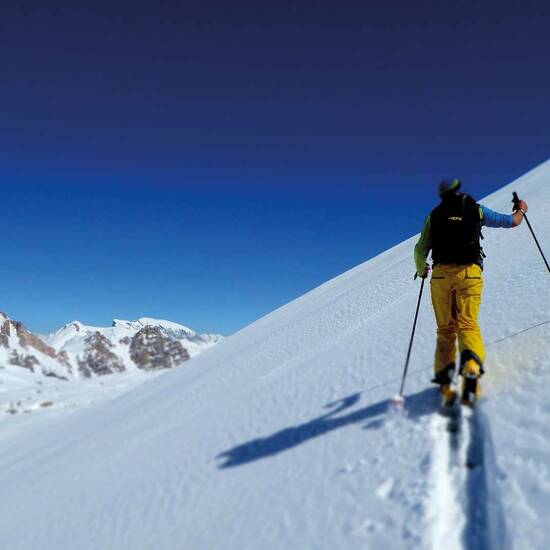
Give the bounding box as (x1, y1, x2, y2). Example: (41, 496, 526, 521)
(1, 1, 549, 334)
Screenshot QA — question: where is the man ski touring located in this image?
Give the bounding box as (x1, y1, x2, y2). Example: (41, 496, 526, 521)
(414, 179, 528, 406)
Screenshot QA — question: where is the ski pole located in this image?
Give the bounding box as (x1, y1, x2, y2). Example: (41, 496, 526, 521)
(512, 191, 550, 275)
(394, 275, 426, 403)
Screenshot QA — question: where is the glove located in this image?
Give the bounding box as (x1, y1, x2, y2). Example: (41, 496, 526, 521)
(416, 264, 430, 279)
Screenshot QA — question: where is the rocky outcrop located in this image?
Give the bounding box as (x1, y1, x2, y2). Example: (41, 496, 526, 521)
(129, 327, 190, 370)
(9, 350, 39, 371)
(1, 316, 72, 374)
(14, 322, 58, 358)
(77, 332, 126, 378)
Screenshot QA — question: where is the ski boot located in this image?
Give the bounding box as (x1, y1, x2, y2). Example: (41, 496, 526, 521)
(432, 364, 457, 407)
(461, 359, 481, 406)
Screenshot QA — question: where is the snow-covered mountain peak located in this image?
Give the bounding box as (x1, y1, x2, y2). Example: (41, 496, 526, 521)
(112, 317, 196, 336)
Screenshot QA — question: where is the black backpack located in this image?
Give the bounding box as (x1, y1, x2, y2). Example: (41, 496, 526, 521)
(430, 193, 484, 267)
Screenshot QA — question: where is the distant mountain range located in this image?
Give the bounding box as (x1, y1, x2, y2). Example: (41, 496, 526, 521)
(0, 313, 222, 380)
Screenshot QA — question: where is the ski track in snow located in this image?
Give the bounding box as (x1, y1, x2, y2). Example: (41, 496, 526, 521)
(426, 403, 509, 550)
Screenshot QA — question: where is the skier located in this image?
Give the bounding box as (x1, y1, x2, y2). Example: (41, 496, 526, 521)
(414, 179, 528, 405)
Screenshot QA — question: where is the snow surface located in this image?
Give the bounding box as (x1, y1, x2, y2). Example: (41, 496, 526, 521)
(1, 160, 550, 549)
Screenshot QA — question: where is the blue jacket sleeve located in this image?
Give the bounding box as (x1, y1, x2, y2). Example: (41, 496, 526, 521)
(480, 205, 514, 228)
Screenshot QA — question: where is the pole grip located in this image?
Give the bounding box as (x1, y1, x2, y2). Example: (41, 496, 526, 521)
(512, 191, 521, 211)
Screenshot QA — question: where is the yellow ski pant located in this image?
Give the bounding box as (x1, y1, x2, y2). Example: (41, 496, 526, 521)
(430, 263, 486, 375)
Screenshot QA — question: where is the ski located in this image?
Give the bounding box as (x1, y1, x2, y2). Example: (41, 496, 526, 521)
(439, 395, 461, 433)
(438, 392, 483, 472)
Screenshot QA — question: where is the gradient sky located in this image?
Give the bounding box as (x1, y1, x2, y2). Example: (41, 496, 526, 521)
(1, 1, 549, 334)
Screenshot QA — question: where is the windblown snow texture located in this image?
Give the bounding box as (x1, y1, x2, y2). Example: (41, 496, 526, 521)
(1, 160, 550, 549)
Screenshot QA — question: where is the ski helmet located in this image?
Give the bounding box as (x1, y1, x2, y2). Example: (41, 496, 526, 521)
(438, 179, 461, 197)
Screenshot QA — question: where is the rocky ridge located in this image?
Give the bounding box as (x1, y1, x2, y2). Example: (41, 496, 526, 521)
(0, 312, 222, 380)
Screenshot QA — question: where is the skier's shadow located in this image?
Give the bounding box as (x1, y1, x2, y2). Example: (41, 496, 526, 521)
(217, 387, 439, 468)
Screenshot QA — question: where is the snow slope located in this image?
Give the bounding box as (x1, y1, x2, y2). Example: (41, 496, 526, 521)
(1, 161, 550, 549)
